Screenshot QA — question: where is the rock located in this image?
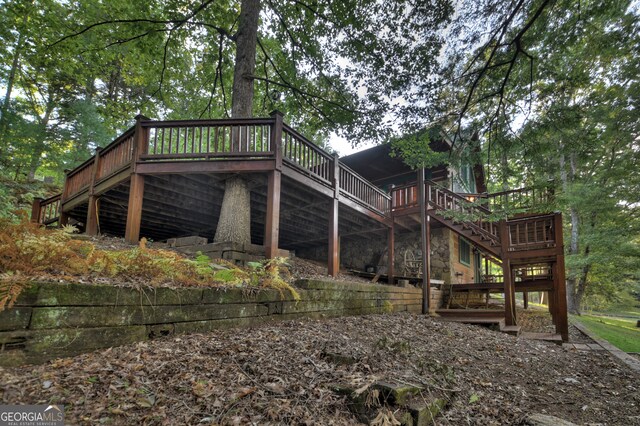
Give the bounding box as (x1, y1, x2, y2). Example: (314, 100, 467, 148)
(525, 413, 578, 426)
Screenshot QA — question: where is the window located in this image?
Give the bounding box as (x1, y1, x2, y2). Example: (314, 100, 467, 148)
(459, 237, 471, 266)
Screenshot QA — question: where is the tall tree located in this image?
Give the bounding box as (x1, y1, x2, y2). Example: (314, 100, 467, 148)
(46, 0, 453, 244)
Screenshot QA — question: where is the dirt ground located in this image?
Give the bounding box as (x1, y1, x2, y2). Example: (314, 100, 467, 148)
(1, 311, 638, 425)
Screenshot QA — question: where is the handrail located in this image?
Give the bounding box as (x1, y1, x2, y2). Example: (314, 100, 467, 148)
(144, 119, 274, 159)
(35, 193, 62, 225)
(96, 127, 135, 181)
(339, 162, 391, 214)
(282, 124, 333, 184)
(487, 185, 554, 211)
(424, 179, 500, 244)
(505, 213, 556, 251)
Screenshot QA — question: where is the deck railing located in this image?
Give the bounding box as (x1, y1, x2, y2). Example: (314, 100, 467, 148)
(31, 194, 61, 226)
(52, 114, 393, 222)
(282, 125, 333, 184)
(142, 119, 274, 160)
(487, 184, 554, 211)
(96, 127, 135, 180)
(426, 180, 501, 245)
(339, 163, 391, 214)
(390, 182, 419, 211)
(506, 214, 556, 251)
(63, 158, 94, 200)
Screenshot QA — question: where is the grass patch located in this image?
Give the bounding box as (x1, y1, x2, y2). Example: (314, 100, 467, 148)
(571, 314, 640, 353)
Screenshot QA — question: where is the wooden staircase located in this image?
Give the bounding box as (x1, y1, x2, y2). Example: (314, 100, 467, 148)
(391, 179, 569, 341)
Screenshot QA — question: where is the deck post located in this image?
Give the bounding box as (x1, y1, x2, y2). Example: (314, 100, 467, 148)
(265, 111, 283, 258)
(523, 292, 529, 309)
(86, 147, 103, 236)
(58, 169, 70, 227)
(328, 153, 340, 277)
(499, 220, 516, 326)
(125, 115, 149, 244)
(419, 168, 430, 314)
(553, 213, 569, 341)
(30, 197, 43, 223)
(387, 223, 394, 284)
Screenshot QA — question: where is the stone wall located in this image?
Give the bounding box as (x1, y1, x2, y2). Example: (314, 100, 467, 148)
(0, 280, 422, 367)
(297, 228, 453, 283)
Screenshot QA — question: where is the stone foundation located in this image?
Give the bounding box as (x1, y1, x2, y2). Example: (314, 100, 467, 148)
(297, 228, 453, 283)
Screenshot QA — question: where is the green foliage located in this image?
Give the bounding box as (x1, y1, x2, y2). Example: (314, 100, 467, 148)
(0, 220, 299, 310)
(248, 257, 300, 301)
(389, 129, 449, 170)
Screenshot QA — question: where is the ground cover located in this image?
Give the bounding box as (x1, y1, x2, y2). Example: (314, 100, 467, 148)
(1, 313, 638, 425)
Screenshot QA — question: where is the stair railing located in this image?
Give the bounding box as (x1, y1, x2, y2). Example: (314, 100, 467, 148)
(425, 180, 501, 246)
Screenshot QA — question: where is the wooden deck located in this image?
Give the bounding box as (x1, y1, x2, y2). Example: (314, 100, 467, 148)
(32, 111, 569, 340)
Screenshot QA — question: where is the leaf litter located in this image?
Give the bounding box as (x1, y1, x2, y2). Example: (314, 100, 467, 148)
(1, 313, 639, 425)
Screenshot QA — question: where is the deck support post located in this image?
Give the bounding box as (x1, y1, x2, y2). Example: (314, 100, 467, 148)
(125, 115, 149, 244)
(499, 220, 516, 326)
(30, 197, 43, 223)
(419, 168, 431, 314)
(387, 223, 394, 284)
(553, 213, 569, 341)
(86, 195, 99, 236)
(86, 147, 103, 236)
(125, 174, 145, 243)
(264, 111, 284, 258)
(328, 153, 340, 277)
(523, 292, 529, 309)
(328, 198, 339, 277)
(265, 170, 281, 258)
(58, 169, 70, 228)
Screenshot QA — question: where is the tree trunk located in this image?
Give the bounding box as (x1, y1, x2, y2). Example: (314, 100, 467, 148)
(213, 175, 252, 244)
(213, 0, 261, 244)
(0, 29, 25, 155)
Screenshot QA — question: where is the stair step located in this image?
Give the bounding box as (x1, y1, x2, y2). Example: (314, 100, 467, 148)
(519, 332, 563, 345)
(500, 325, 522, 336)
(438, 316, 505, 325)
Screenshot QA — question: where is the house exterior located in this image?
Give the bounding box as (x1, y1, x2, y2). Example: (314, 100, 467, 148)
(31, 112, 568, 340)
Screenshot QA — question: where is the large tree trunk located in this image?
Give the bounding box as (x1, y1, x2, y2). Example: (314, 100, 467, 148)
(213, 0, 260, 244)
(214, 176, 252, 244)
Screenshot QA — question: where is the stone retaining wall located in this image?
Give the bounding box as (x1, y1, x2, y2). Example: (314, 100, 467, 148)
(0, 280, 422, 367)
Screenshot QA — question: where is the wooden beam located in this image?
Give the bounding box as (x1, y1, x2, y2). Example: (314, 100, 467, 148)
(419, 169, 430, 314)
(85, 195, 99, 235)
(500, 220, 516, 326)
(125, 174, 145, 243)
(328, 153, 340, 277)
(135, 159, 275, 175)
(264, 170, 281, 258)
(387, 223, 394, 285)
(30, 197, 43, 223)
(328, 198, 339, 276)
(553, 213, 569, 341)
